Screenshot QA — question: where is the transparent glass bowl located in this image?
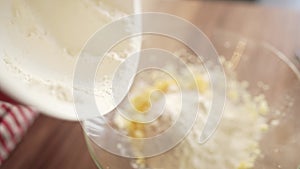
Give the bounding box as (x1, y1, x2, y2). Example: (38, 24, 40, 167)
(83, 31, 300, 169)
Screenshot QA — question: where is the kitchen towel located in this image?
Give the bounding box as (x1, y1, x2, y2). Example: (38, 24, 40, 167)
(0, 101, 38, 165)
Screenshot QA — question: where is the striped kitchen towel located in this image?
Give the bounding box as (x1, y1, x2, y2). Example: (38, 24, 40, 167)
(0, 101, 38, 165)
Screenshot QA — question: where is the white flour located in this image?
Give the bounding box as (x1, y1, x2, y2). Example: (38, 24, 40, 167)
(129, 73, 269, 169)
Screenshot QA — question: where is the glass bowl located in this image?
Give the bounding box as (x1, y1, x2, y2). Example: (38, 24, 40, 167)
(83, 31, 300, 169)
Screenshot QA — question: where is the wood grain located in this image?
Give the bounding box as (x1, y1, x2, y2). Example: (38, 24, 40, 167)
(1, 1, 299, 169)
(0, 115, 98, 169)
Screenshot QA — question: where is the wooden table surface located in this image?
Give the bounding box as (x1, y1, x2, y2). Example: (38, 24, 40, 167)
(1, 1, 300, 169)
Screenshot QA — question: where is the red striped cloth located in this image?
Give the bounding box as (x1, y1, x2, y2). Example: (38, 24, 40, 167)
(0, 101, 38, 165)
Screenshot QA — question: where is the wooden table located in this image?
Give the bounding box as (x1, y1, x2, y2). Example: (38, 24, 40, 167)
(1, 1, 299, 169)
